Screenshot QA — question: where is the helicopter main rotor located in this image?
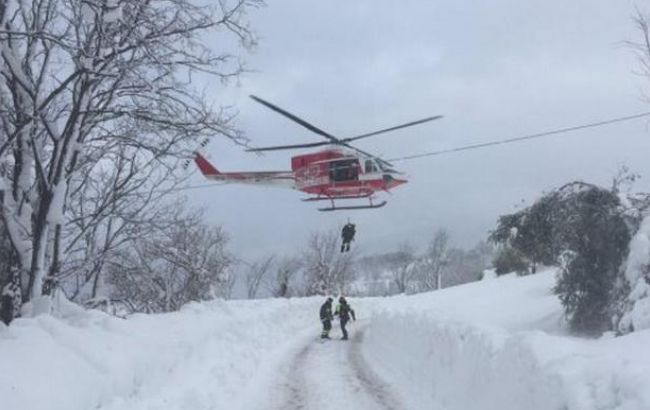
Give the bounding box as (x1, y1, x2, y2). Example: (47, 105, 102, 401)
(246, 95, 443, 168)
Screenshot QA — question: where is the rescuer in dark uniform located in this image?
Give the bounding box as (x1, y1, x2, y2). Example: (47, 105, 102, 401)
(341, 222, 356, 253)
(335, 296, 356, 340)
(320, 297, 334, 339)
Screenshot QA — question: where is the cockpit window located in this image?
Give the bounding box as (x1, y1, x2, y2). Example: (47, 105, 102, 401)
(365, 160, 378, 173)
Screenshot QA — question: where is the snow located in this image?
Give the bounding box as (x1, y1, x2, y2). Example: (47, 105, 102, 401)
(1, 297, 318, 410)
(361, 271, 650, 410)
(616, 213, 650, 333)
(80, 3, 95, 23)
(4, 270, 650, 409)
(47, 180, 68, 224)
(481, 267, 497, 280)
(103, 2, 123, 24)
(0, 41, 33, 90)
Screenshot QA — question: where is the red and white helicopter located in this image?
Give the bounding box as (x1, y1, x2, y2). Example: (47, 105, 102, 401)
(195, 95, 442, 211)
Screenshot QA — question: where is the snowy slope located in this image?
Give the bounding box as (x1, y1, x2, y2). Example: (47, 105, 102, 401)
(3, 270, 650, 410)
(361, 271, 650, 410)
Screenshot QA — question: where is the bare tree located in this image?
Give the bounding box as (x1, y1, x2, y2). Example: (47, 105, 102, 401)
(244, 255, 274, 299)
(220, 268, 238, 300)
(630, 9, 650, 100)
(0, 218, 18, 324)
(352, 253, 397, 296)
(303, 230, 356, 296)
(266, 256, 301, 298)
(61, 147, 190, 304)
(0, 0, 259, 321)
(107, 202, 232, 313)
(387, 243, 417, 294)
(418, 229, 450, 291)
(442, 248, 477, 287)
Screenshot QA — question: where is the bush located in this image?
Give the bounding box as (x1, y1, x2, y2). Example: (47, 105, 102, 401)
(493, 246, 529, 276)
(491, 182, 631, 335)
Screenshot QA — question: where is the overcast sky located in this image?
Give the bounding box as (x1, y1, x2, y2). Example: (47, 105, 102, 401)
(187, 0, 650, 259)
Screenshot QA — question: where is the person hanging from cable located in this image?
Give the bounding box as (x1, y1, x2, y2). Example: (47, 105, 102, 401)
(320, 297, 334, 339)
(340, 221, 356, 253)
(335, 296, 356, 340)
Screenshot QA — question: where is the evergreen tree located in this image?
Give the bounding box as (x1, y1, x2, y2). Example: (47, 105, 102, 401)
(492, 182, 631, 334)
(490, 196, 558, 273)
(551, 184, 630, 334)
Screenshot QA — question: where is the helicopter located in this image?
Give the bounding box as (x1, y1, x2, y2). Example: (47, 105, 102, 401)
(195, 95, 442, 211)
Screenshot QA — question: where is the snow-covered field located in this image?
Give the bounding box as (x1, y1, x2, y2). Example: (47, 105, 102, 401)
(3, 270, 650, 410)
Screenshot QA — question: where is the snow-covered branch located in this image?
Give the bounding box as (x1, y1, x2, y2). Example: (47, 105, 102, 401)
(0, 0, 261, 322)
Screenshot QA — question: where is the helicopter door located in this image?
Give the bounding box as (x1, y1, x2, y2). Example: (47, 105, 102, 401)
(329, 159, 359, 183)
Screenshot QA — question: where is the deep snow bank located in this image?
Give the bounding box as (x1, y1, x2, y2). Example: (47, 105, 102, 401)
(362, 271, 650, 410)
(0, 296, 319, 410)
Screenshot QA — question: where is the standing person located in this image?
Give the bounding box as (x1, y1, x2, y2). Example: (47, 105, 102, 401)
(340, 222, 356, 253)
(335, 296, 356, 340)
(320, 297, 334, 339)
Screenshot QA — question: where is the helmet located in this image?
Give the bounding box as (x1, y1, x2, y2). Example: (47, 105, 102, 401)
(327, 297, 333, 302)
(339, 296, 346, 303)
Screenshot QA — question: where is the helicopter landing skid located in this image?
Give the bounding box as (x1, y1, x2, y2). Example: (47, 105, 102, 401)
(302, 192, 372, 202)
(318, 200, 387, 212)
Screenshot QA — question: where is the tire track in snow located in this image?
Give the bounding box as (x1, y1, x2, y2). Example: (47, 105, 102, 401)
(281, 343, 310, 410)
(349, 328, 403, 410)
(275, 323, 403, 410)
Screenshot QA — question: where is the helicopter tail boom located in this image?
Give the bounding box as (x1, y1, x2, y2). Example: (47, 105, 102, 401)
(194, 152, 221, 176)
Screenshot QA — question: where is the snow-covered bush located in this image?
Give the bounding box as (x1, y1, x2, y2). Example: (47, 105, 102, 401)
(492, 182, 631, 334)
(610, 8, 650, 335)
(493, 245, 528, 276)
(613, 213, 650, 333)
(490, 195, 558, 274)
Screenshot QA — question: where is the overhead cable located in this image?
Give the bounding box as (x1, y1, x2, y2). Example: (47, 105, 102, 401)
(387, 111, 650, 162)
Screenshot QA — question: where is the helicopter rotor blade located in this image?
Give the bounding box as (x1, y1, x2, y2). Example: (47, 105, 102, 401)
(343, 115, 444, 143)
(245, 141, 330, 152)
(249, 95, 342, 143)
(249, 95, 411, 167)
(339, 142, 394, 168)
(247, 138, 394, 167)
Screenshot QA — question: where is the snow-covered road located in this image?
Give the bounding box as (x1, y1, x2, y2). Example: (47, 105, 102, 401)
(6, 271, 650, 410)
(259, 322, 403, 410)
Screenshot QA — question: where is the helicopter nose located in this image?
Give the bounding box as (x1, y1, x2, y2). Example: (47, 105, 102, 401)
(382, 174, 408, 189)
(391, 177, 408, 188)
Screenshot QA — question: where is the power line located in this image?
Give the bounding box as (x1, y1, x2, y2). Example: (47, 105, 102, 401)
(387, 111, 650, 163)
